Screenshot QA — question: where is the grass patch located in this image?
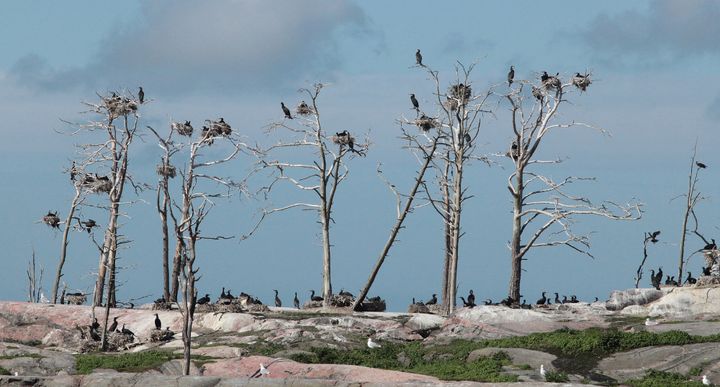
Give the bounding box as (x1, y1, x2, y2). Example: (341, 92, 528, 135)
(626, 369, 705, 387)
(0, 353, 43, 360)
(544, 370, 569, 383)
(75, 350, 218, 374)
(0, 366, 10, 375)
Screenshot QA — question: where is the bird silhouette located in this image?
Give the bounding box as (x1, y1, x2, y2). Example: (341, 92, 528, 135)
(293, 292, 300, 309)
(410, 94, 419, 111)
(281, 102, 292, 119)
(138, 87, 144, 104)
(696, 161, 707, 169)
(415, 49, 423, 66)
(274, 289, 282, 307)
(154, 313, 161, 330)
(507, 65, 514, 86)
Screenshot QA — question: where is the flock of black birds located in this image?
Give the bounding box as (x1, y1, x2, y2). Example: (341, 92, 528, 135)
(410, 289, 595, 310)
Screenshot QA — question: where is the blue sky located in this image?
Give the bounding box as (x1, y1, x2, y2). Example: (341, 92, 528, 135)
(1, 0, 718, 310)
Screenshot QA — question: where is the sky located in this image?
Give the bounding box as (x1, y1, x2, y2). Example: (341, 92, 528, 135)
(0, 0, 718, 311)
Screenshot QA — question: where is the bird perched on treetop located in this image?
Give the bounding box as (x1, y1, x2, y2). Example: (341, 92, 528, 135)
(281, 102, 292, 119)
(649, 230, 660, 243)
(416, 49, 423, 66)
(410, 94, 419, 111)
(138, 87, 144, 104)
(696, 161, 707, 169)
(507, 65, 514, 86)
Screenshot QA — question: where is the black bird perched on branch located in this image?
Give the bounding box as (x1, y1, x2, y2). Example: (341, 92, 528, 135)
(410, 94, 419, 111)
(70, 161, 77, 181)
(703, 239, 717, 251)
(197, 294, 210, 305)
(416, 49, 423, 66)
(536, 291, 547, 305)
(507, 65, 514, 86)
(541, 71, 550, 83)
(686, 272, 697, 285)
(281, 102, 292, 119)
(293, 292, 300, 309)
(649, 230, 660, 243)
(310, 290, 323, 302)
(138, 87, 144, 104)
(696, 161, 707, 169)
(425, 294, 438, 305)
(109, 317, 118, 332)
(154, 313, 161, 330)
(274, 289, 282, 307)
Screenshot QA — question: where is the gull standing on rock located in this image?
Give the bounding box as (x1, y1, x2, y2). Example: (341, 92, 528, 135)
(540, 364, 546, 378)
(702, 375, 710, 385)
(367, 337, 382, 349)
(645, 318, 659, 326)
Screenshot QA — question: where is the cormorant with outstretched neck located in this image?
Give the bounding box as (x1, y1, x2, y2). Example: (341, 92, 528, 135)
(416, 49, 423, 66)
(109, 317, 118, 332)
(554, 293, 561, 304)
(281, 102, 293, 119)
(154, 314, 161, 330)
(339, 289, 354, 298)
(425, 294, 438, 305)
(293, 292, 300, 309)
(410, 94, 419, 111)
(507, 65, 515, 86)
(686, 272, 697, 285)
(138, 87, 144, 104)
(274, 289, 282, 307)
(310, 290, 323, 302)
(536, 291, 547, 305)
(562, 295, 568, 304)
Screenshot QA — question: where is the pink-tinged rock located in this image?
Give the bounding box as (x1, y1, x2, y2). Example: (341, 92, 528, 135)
(203, 355, 440, 383)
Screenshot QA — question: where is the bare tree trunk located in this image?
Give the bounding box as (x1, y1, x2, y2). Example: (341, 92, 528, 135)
(678, 155, 697, 285)
(509, 173, 524, 302)
(440, 156, 452, 310)
(158, 179, 170, 301)
(52, 188, 81, 303)
(635, 234, 651, 288)
(352, 141, 437, 311)
(320, 207, 333, 307)
(445, 160, 464, 315)
(170, 242, 182, 302)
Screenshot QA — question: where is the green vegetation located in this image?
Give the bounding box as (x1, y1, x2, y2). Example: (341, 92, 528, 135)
(544, 370, 569, 383)
(626, 370, 705, 387)
(0, 353, 43, 360)
(0, 366, 10, 375)
(75, 350, 217, 374)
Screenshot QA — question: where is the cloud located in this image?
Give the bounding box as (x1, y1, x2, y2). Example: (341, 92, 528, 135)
(577, 0, 720, 66)
(9, 0, 377, 95)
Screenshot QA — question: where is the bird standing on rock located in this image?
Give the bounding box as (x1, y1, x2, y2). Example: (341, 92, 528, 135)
(154, 313, 161, 330)
(467, 290, 475, 306)
(109, 317, 118, 332)
(425, 294, 437, 305)
(310, 290, 323, 302)
(367, 337, 382, 349)
(274, 289, 282, 307)
(293, 292, 300, 309)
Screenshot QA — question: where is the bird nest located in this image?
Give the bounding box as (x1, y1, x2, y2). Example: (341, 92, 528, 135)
(532, 86, 545, 101)
(296, 102, 315, 116)
(209, 119, 232, 136)
(103, 95, 138, 119)
(572, 74, 592, 92)
(356, 297, 386, 312)
(448, 83, 471, 102)
(156, 164, 176, 178)
(150, 329, 175, 342)
(79, 174, 112, 194)
(152, 301, 173, 311)
(107, 331, 134, 351)
(171, 121, 194, 137)
(65, 293, 87, 305)
(213, 303, 246, 313)
(415, 115, 438, 131)
(407, 303, 431, 314)
(705, 251, 719, 276)
(43, 211, 61, 228)
(332, 132, 355, 146)
(330, 294, 355, 308)
(542, 76, 561, 90)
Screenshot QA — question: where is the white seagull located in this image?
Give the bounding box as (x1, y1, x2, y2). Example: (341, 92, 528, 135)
(540, 364, 546, 378)
(645, 318, 659, 326)
(703, 374, 710, 385)
(39, 292, 49, 303)
(259, 363, 269, 377)
(367, 337, 382, 349)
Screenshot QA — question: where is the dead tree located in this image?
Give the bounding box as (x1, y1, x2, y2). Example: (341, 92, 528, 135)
(503, 72, 642, 303)
(352, 124, 442, 311)
(161, 120, 243, 375)
(27, 249, 43, 303)
(635, 231, 660, 288)
(676, 145, 706, 284)
(413, 63, 493, 315)
(254, 84, 367, 307)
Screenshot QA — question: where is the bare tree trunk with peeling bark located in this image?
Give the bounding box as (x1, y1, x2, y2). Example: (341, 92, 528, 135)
(52, 186, 83, 304)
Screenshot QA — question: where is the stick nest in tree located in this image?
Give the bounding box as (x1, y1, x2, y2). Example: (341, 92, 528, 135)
(296, 101, 315, 116)
(79, 174, 112, 194)
(572, 73, 592, 92)
(103, 94, 138, 119)
(332, 132, 355, 146)
(542, 76, 561, 91)
(532, 86, 545, 101)
(448, 83, 472, 102)
(43, 211, 61, 229)
(415, 115, 438, 131)
(171, 121, 194, 136)
(201, 119, 232, 144)
(156, 164, 177, 178)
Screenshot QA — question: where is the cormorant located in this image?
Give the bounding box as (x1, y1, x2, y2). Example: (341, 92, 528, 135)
(91, 318, 100, 331)
(410, 94, 419, 111)
(669, 276, 678, 286)
(696, 162, 707, 169)
(554, 293, 561, 304)
(109, 317, 118, 332)
(274, 289, 282, 307)
(467, 290, 475, 306)
(121, 324, 134, 336)
(70, 161, 77, 181)
(225, 289, 234, 299)
(463, 132, 472, 147)
(367, 337, 382, 349)
(460, 296, 472, 307)
(310, 290, 323, 302)
(703, 266, 711, 276)
(339, 289, 354, 298)
(415, 49, 423, 66)
(541, 71, 550, 82)
(562, 295, 568, 304)
(665, 275, 672, 285)
(703, 239, 717, 251)
(649, 230, 660, 243)
(197, 294, 210, 305)
(138, 87, 144, 104)
(220, 287, 226, 299)
(655, 267, 664, 286)
(484, 299, 493, 305)
(281, 102, 293, 119)
(507, 65, 515, 86)
(154, 313, 161, 330)
(536, 291, 547, 305)
(686, 272, 697, 285)
(594, 297, 599, 302)
(425, 294, 438, 305)
(293, 292, 300, 309)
